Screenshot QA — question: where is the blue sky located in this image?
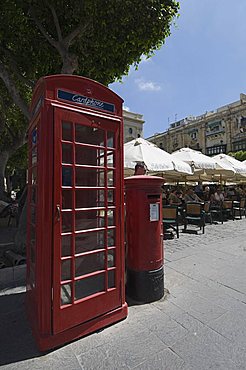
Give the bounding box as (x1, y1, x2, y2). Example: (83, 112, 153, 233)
(110, 0, 246, 138)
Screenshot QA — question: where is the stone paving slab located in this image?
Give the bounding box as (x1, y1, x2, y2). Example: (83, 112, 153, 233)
(0, 217, 246, 369)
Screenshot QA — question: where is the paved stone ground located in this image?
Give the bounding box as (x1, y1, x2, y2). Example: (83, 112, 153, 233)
(1, 217, 246, 369)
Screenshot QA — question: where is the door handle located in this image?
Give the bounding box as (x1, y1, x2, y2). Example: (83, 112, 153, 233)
(56, 205, 61, 221)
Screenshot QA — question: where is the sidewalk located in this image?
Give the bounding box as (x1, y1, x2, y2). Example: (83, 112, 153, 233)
(1, 218, 246, 369)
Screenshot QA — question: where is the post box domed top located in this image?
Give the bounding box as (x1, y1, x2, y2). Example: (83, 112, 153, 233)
(124, 175, 164, 189)
(29, 75, 124, 119)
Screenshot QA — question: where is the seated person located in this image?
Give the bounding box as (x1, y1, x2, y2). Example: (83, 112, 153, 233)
(168, 190, 182, 206)
(184, 187, 202, 203)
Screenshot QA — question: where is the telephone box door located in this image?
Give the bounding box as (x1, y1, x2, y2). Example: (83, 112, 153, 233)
(53, 107, 122, 334)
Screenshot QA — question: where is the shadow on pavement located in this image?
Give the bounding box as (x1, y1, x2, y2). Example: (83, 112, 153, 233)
(0, 291, 43, 365)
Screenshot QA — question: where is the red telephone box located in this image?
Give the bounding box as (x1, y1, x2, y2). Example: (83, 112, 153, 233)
(26, 75, 127, 351)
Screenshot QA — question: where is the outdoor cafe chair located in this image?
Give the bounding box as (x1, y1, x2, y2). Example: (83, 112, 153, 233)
(203, 201, 213, 224)
(162, 205, 179, 239)
(183, 202, 205, 234)
(232, 198, 246, 219)
(222, 200, 234, 221)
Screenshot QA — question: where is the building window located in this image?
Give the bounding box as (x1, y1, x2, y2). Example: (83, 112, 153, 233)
(159, 143, 163, 149)
(206, 145, 227, 156)
(128, 128, 133, 134)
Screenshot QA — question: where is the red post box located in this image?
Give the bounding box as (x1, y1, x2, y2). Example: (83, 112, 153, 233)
(125, 175, 164, 303)
(26, 75, 127, 351)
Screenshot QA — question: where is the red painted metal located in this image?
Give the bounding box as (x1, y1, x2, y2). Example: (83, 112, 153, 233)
(26, 75, 127, 351)
(124, 175, 164, 271)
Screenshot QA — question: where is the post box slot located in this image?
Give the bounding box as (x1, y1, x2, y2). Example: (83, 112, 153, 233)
(147, 194, 160, 200)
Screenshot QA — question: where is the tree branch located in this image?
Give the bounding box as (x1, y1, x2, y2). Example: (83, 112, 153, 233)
(0, 62, 30, 120)
(29, 6, 59, 50)
(64, 21, 90, 47)
(0, 46, 34, 89)
(47, 3, 63, 42)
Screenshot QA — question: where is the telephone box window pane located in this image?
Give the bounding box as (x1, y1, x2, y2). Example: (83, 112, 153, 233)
(30, 244, 36, 264)
(107, 210, 115, 226)
(62, 143, 73, 164)
(62, 235, 72, 257)
(31, 186, 37, 204)
(107, 131, 115, 148)
(31, 206, 36, 225)
(61, 283, 72, 305)
(108, 190, 115, 206)
(108, 228, 115, 247)
(62, 211, 72, 232)
(108, 270, 115, 289)
(75, 273, 105, 300)
(32, 128, 37, 147)
(75, 210, 105, 231)
(75, 252, 105, 277)
(30, 225, 36, 243)
(108, 249, 115, 267)
(107, 151, 114, 167)
(32, 167, 37, 184)
(107, 170, 114, 186)
(61, 259, 71, 281)
(76, 189, 104, 208)
(62, 121, 73, 141)
(75, 167, 104, 187)
(32, 147, 37, 165)
(62, 167, 73, 186)
(75, 230, 105, 254)
(62, 190, 72, 209)
(75, 125, 104, 146)
(76, 146, 104, 167)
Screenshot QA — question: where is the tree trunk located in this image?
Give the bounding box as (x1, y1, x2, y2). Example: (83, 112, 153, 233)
(0, 151, 9, 200)
(14, 197, 27, 254)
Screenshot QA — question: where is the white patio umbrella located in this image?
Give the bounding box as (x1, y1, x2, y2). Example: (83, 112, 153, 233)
(124, 138, 193, 176)
(171, 147, 217, 170)
(212, 154, 246, 181)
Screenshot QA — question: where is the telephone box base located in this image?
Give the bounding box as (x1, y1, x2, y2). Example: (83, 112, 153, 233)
(29, 303, 128, 352)
(126, 266, 164, 303)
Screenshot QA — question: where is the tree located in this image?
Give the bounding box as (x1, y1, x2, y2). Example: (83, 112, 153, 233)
(228, 151, 246, 162)
(0, 0, 179, 197)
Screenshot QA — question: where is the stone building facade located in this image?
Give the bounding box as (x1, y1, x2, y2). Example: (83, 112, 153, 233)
(147, 93, 246, 155)
(123, 110, 145, 143)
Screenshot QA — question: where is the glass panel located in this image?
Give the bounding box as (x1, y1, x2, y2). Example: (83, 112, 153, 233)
(32, 128, 37, 146)
(61, 234, 72, 257)
(62, 167, 73, 186)
(32, 147, 37, 165)
(75, 210, 105, 231)
(31, 206, 36, 225)
(75, 252, 105, 277)
(30, 225, 36, 243)
(30, 244, 35, 264)
(76, 189, 105, 208)
(62, 143, 73, 164)
(75, 273, 105, 300)
(107, 151, 114, 167)
(108, 190, 114, 206)
(107, 170, 114, 186)
(108, 228, 115, 247)
(107, 131, 115, 148)
(75, 167, 104, 187)
(61, 259, 71, 281)
(62, 121, 73, 141)
(32, 167, 37, 184)
(108, 269, 115, 288)
(76, 146, 105, 166)
(61, 283, 72, 305)
(75, 230, 105, 254)
(107, 210, 115, 226)
(108, 249, 115, 267)
(62, 211, 72, 232)
(75, 125, 104, 146)
(62, 190, 73, 209)
(31, 185, 37, 204)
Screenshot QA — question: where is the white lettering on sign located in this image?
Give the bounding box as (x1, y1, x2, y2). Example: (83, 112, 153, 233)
(72, 95, 104, 109)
